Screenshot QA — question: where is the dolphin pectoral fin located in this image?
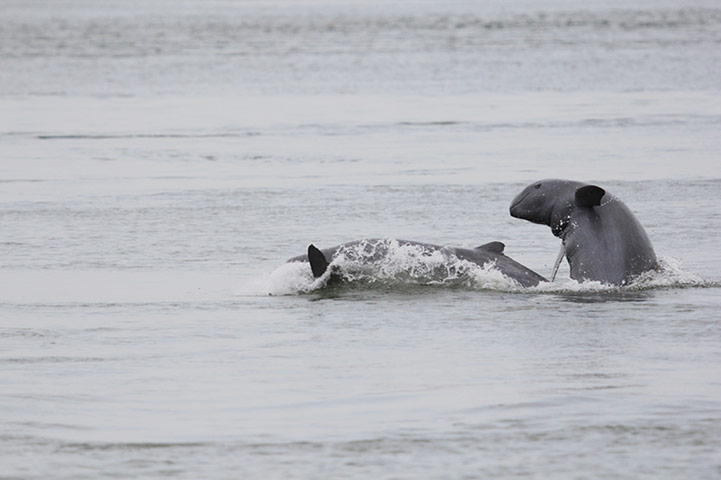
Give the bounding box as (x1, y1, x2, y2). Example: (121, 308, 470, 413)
(475, 241, 505, 254)
(575, 185, 605, 208)
(308, 244, 329, 278)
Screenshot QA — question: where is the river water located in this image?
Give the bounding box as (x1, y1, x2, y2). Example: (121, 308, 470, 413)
(1, 0, 720, 478)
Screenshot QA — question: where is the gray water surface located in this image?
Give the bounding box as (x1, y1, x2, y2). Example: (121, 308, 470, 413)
(1, 0, 720, 478)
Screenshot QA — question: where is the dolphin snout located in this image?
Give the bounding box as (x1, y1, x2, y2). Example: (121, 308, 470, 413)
(509, 191, 530, 218)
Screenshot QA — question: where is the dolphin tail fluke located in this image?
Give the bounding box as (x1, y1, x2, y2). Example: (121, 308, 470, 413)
(308, 244, 329, 278)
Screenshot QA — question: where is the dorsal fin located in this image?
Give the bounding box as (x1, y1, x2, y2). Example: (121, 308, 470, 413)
(308, 244, 329, 278)
(575, 185, 605, 208)
(475, 241, 505, 254)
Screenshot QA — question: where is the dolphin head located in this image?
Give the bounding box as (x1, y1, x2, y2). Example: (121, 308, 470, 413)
(509, 179, 584, 236)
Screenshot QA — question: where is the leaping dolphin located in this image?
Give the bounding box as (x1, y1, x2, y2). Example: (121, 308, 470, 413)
(510, 179, 657, 285)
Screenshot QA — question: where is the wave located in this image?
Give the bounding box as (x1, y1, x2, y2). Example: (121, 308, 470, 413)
(34, 132, 260, 140)
(18, 113, 720, 142)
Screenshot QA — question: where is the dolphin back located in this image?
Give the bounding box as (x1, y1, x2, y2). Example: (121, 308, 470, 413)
(287, 239, 547, 288)
(452, 246, 548, 287)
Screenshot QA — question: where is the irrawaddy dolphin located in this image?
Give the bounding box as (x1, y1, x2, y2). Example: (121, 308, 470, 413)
(287, 239, 548, 288)
(509, 179, 657, 285)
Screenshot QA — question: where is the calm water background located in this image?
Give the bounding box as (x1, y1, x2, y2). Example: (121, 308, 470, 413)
(1, 0, 721, 478)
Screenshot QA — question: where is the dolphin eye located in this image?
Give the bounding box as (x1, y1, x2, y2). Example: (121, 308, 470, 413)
(534, 183, 541, 189)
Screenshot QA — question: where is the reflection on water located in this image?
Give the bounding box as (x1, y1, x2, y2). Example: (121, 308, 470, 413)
(554, 290, 656, 304)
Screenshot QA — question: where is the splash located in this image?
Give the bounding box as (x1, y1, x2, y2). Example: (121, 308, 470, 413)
(626, 255, 708, 289)
(248, 239, 523, 296)
(532, 255, 709, 294)
(245, 243, 710, 297)
(240, 261, 319, 296)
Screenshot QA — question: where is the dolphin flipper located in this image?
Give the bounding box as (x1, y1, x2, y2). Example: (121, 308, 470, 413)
(308, 244, 330, 278)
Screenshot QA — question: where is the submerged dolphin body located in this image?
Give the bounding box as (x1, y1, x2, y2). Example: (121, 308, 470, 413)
(510, 179, 657, 285)
(288, 239, 548, 288)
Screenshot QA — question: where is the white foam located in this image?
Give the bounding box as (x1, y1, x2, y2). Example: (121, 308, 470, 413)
(531, 255, 708, 293)
(238, 262, 317, 297)
(627, 255, 707, 289)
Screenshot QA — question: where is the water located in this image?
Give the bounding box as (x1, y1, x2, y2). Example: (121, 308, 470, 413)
(2, 0, 721, 478)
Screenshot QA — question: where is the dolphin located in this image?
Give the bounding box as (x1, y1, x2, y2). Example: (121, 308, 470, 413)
(287, 239, 548, 288)
(509, 179, 657, 285)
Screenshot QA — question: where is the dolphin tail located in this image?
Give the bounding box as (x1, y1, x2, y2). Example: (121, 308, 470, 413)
(308, 244, 330, 278)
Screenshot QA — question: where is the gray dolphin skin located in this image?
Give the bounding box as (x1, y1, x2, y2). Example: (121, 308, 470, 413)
(288, 239, 548, 288)
(509, 179, 657, 285)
